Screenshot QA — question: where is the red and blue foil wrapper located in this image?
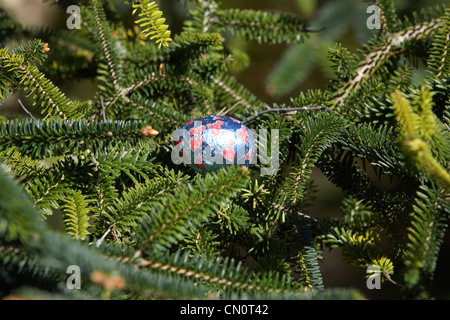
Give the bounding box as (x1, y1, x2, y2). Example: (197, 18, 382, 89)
(172, 115, 255, 174)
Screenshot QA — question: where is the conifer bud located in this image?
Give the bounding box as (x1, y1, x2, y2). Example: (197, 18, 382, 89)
(42, 43, 50, 53)
(90, 270, 126, 290)
(140, 126, 158, 136)
(147, 128, 159, 136)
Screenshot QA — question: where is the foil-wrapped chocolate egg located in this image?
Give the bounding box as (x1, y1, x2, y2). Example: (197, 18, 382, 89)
(171, 115, 255, 174)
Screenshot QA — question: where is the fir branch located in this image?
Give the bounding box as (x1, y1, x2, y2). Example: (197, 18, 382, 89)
(29, 228, 211, 299)
(96, 149, 159, 183)
(132, 0, 172, 48)
(183, 0, 219, 34)
(135, 167, 249, 250)
(31, 172, 66, 216)
(338, 122, 406, 177)
(214, 9, 312, 44)
(322, 226, 395, 281)
(285, 113, 344, 208)
(295, 215, 324, 291)
(297, 246, 324, 291)
(402, 184, 449, 298)
(133, 250, 293, 297)
(391, 89, 450, 188)
(90, 0, 121, 91)
(0, 164, 44, 242)
(0, 149, 45, 182)
(0, 246, 60, 294)
(402, 138, 450, 188)
(104, 67, 212, 119)
(20, 64, 70, 119)
(10, 39, 48, 66)
(210, 74, 265, 112)
(125, 32, 223, 72)
(376, 0, 401, 33)
(0, 119, 148, 158)
(265, 41, 318, 97)
(0, 44, 73, 119)
(96, 174, 181, 243)
(129, 98, 186, 128)
(333, 16, 443, 107)
(92, 157, 119, 238)
(61, 190, 91, 240)
(425, 7, 450, 79)
(242, 106, 331, 124)
(15, 156, 93, 217)
(2, 0, 449, 301)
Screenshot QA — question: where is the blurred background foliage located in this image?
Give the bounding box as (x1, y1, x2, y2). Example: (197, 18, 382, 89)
(0, 0, 448, 299)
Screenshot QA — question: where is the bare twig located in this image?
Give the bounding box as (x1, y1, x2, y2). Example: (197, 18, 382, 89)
(18, 99, 36, 120)
(96, 225, 112, 247)
(217, 101, 241, 116)
(100, 96, 106, 122)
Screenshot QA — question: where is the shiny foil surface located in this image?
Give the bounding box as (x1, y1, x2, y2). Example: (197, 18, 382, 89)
(173, 115, 256, 174)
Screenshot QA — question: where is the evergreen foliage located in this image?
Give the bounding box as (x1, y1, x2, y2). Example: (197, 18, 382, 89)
(0, 0, 449, 301)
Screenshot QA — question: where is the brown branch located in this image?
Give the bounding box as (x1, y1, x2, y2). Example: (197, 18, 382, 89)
(18, 99, 36, 120)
